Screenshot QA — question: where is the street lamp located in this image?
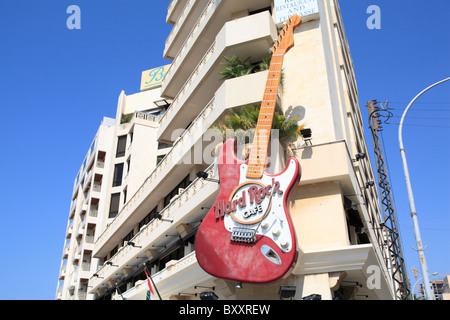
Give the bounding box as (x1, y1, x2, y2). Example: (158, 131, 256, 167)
(412, 272, 440, 299)
(398, 77, 450, 300)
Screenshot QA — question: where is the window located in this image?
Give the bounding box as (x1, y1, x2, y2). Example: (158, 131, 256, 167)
(112, 163, 124, 187)
(109, 193, 120, 218)
(122, 229, 134, 246)
(126, 158, 131, 174)
(249, 6, 272, 15)
(116, 135, 127, 157)
(110, 245, 118, 258)
(163, 174, 191, 207)
(139, 206, 159, 230)
(158, 246, 184, 271)
(158, 142, 172, 149)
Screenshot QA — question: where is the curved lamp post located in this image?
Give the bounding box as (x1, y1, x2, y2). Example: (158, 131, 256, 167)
(412, 272, 439, 299)
(398, 77, 450, 300)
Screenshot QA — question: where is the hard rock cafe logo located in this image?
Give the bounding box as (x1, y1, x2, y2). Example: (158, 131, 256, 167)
(213, 178, 284, 225)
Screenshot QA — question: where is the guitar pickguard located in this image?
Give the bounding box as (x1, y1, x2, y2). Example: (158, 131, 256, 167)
(223, 160, 298, 253)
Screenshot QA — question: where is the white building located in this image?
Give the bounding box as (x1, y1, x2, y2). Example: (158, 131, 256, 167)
(56, 0, 408, 300)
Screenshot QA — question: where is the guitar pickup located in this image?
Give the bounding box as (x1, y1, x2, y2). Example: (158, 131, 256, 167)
(231, 227, 257, 243)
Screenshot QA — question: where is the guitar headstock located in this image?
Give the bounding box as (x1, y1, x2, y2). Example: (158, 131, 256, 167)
(270, 15, 302, 55)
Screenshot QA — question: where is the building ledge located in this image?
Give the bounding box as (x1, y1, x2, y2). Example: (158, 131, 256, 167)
(293, 244, 395, 299)
(158, 10, 276, 143)
(167, 0, 190, 25)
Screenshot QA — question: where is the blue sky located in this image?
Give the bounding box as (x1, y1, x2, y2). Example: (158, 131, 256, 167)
(0, 1, 448, 300)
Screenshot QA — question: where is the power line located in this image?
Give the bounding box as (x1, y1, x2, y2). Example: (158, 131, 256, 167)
(389, 101, 450, 105)
(388, 123, 450, 128)
(390, 115, 450, 120)
(388, 107, 450, 112)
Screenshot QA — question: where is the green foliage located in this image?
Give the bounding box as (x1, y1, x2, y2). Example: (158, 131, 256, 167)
(121, 113, 133, 124)
(273, 112, 303, 141)
(219, 55, 283, 84)
(211, 104, 304, 143)
(219, 56, 254, 80)
(257, 57, 271, 72)
(219, 56, 273, 80)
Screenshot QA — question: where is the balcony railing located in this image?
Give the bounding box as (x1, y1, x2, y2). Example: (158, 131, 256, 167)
(90, 164, 217, 291)
(94, 97, 216, 253)
(159, 10, 276, 142)
(167, 0, 190, 24)
(165, 0, 196, 49)
(159, 40, 216, 133)
(134, 111, 162, 123)
(92, 183, 101, 192)
(163, 0, 222, 90)
(89, 208, 98, 218)
(123, 251, 201, 300)
(96, 160, 105, 169)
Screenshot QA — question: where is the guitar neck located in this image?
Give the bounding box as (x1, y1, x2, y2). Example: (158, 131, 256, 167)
(246, 54, 285, 179)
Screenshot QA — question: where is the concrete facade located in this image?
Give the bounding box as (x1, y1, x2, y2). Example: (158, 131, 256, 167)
(56, 0, 405, 300)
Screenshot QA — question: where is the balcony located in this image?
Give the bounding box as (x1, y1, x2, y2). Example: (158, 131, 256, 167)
(63, 244, 70, 259)
(59, 263, 67, 280)
(66, 221, 73, 238)
(56, 285, 63, 300)
(69, 200, 76, 219)
(93, 71, 268, 259)
(159, 10, 277, 142)
(165, 0, 208, 59)
(89, 165, 219, 292)
(77, 203, 87, 216)
(167, 0, 189, 24)
(82, 170, 93, 194)
(123, 251, 212, 300)
(161, 0, 273, 100)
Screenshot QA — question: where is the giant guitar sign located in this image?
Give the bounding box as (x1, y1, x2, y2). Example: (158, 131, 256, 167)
(195, 15, 302, 284)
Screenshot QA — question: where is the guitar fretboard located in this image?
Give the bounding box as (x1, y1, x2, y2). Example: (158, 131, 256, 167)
(246, 54, 285, 179)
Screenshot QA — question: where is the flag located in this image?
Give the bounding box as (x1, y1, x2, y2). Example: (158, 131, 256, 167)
(145, 270, 155, 300)
(113, 289, 122, 300)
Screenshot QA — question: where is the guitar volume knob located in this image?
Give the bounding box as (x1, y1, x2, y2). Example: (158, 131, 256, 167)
(272, 228, 281, 237)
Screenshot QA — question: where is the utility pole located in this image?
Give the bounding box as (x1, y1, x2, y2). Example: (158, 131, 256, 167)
(367, 100, 410, 300)
(398, 77, 450, 300)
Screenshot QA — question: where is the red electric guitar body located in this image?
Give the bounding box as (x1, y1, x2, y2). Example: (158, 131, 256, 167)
(195, 15, 302, 284)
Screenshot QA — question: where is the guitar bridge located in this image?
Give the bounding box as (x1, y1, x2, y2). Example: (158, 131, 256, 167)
(231, 227, 257, 243)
